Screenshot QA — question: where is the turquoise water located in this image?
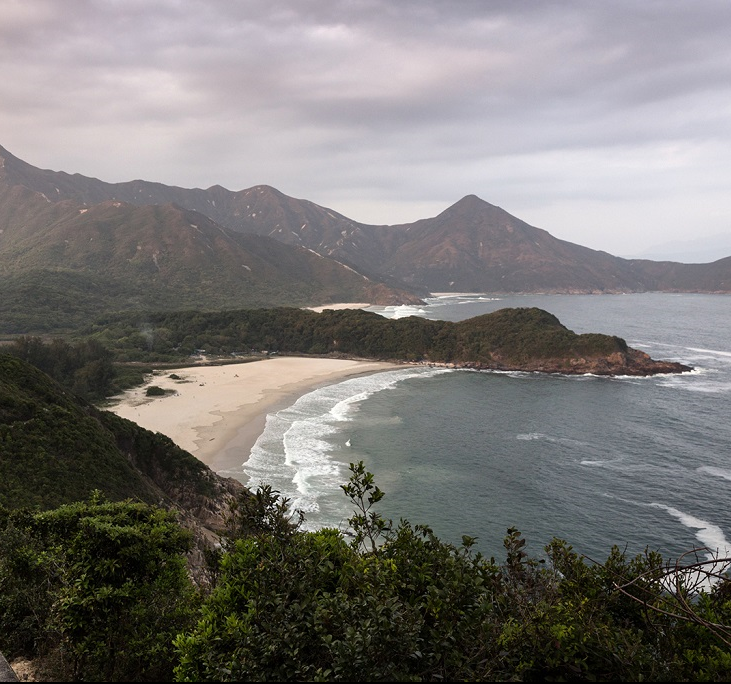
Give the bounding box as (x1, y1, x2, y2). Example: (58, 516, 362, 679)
(238, 293, 731, 563)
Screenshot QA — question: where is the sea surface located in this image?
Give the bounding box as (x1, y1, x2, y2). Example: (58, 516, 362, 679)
(240, 293, 731, 565)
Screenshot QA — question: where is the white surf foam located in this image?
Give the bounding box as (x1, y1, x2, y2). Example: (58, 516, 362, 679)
(244, 366, 451, 529)
(516, 432, 590, 447)
(648, 503, 731, 591)
(698, 465, 731, 482)
(648, 503, 730, 555)
(377, 304, 429, 319)
(687, 346, 731, 360)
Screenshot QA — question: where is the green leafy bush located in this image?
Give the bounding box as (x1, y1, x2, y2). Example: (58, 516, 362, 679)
(173, 463, 731, 682)
(145, 385, 167, 396)
(3, 462, 731, 682)
(0, 494, 198, 681)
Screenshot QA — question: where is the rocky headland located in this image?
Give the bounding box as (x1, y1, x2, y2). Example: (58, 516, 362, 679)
(453, 347, 692, 376)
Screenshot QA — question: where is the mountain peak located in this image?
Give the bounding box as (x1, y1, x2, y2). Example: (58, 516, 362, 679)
(428, 194, 505, 224)
(0, 143, 14, 160)
(443, 194, 499, 215)
(0, 144, 32, 182)
(456, 193, 491, 206)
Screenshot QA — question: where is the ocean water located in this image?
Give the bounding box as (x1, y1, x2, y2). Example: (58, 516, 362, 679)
(240, 293, 731, 564)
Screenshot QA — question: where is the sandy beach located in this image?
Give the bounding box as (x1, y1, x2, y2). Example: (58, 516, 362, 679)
(106, 356, 396, 476)
(305, 302, 373, 312)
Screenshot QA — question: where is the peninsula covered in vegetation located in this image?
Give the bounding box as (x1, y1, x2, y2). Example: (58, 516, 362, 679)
(82, 305, 691, 377)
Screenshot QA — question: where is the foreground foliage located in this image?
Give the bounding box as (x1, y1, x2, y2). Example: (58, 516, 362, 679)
(0, 494, 197, 681)
(2, 465, 731, 681)
(173, 463, 731, 682)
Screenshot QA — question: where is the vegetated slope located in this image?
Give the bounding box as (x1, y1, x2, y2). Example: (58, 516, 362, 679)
(3, 143, 730, 297)
(85, 306, 691, 376)
(0, 145, 380, 267)
(0, 353, 242, 528)
(0, 181, 421, 334)
(623, 255, 731, 293)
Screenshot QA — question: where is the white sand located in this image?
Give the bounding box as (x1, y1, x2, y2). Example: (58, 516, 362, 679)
(106, 356, 396, 474)
(306, 303, 373, 312)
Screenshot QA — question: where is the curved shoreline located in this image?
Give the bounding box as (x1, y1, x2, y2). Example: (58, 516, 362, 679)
(106, 356, 397, 477)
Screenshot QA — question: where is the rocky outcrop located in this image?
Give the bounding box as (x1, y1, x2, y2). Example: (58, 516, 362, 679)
(565, 348, 692, 376)
(456, 347, 692, 376)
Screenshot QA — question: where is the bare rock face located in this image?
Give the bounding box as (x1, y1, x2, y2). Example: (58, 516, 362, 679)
(456, 347, 692, 376)
(582, 348, 692, 376)
(160, 469, 245, 534)
(166, 475, 247, 587)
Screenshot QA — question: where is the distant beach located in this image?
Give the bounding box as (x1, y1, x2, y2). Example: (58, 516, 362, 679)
(305, 302, 373, 312)
(106, 355, 396, 474)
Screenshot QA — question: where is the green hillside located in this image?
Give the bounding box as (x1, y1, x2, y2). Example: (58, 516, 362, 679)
(0, 353, 241, 513)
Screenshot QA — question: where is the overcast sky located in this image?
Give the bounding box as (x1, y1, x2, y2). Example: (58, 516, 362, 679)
(2, 0, 731, 260)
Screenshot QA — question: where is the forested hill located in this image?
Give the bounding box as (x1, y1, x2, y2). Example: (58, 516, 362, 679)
(87, 306, 690, 376)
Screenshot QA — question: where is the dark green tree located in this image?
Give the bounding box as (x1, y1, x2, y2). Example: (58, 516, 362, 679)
(174, 463, 731, 682)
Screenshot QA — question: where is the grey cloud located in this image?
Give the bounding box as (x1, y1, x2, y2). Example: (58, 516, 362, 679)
(1, 0, 730, 257)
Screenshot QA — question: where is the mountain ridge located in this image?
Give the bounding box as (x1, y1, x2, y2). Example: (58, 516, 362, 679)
(0, 147, 425, 332)
(1, 142, 729, 336)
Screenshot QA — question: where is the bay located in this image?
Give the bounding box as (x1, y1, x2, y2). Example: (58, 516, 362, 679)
(242, 293, 731, 564)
